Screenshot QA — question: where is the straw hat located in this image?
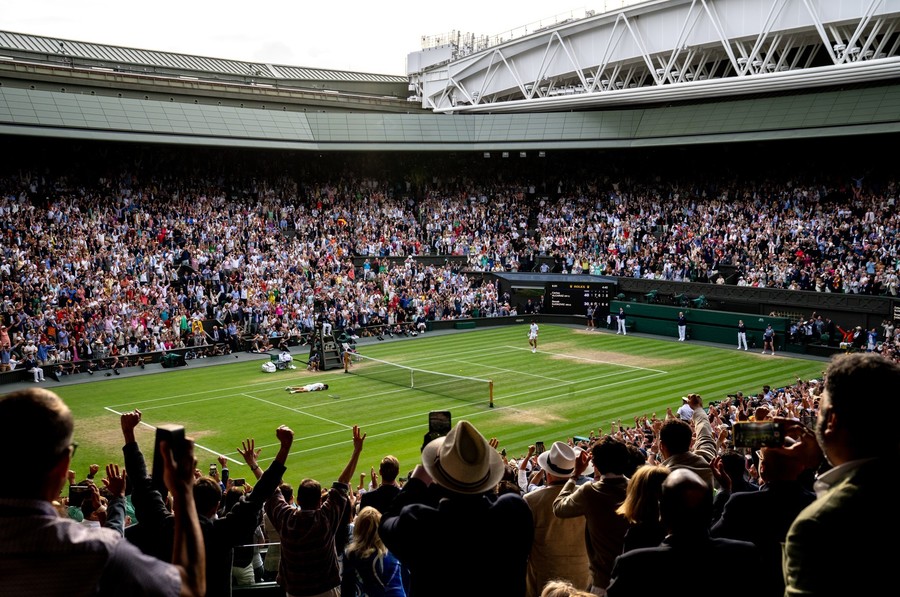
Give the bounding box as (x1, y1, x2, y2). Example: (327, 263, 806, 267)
(422, 420, 505, 495)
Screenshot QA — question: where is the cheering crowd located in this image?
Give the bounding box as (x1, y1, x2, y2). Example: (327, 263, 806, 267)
(1, 162, 898, 380)
(3, 350, 896, 597)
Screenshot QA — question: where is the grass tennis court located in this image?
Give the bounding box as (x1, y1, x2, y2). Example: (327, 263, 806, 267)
(56, 324, 827, 484)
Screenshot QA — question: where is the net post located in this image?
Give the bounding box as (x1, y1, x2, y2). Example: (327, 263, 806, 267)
(489, 380, 494, 408)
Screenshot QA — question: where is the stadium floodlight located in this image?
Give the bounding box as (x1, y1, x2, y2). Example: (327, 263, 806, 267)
(833, 44, 846, 52)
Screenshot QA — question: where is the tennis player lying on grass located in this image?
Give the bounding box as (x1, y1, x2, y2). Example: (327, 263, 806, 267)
(285, 383, 329, 394)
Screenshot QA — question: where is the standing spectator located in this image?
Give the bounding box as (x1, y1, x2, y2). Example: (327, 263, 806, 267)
(359, 455, 402, 514)
(676, 311, 687, 342)
(121, 410, 289, 597)
(340, 506, 406, 597)
(615, 464, 670, 553)
(0, 388, 206, 597)
(781, 353, 900, 596)
(737, 319, 749, 350)
(380, 420, 533, 597)
(266, 425, 366, 597)
(710, 448, 816, 597)
(675, 396, 694, 422)
(552, 436, 631, 596)
(523, 442, 591, 597)
(658, 394, 717, 490)
(606, 469, 759, 597)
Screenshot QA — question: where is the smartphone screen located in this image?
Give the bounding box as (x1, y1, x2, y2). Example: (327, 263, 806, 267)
(535, 441, 546, 455)
(209, 464, 217, 475)
(732, 421, 785, 449)
(428, 411, 451, 436)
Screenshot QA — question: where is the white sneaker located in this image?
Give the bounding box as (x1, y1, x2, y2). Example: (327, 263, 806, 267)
(532, 348, 536, 353)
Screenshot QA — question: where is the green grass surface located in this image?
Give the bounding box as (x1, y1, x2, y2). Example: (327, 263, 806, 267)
(58, 324, 826, 484)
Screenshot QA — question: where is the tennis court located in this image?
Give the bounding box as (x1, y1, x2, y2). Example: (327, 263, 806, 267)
(53, 324, 826, 484)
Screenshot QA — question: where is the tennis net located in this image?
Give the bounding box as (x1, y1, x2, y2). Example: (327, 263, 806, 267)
(351, 353, 495, 407)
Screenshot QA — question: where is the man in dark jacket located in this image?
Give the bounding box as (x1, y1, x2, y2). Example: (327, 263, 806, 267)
(380, 421, 533, 597)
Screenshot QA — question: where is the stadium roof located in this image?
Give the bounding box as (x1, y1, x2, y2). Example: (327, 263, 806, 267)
(0, 30, 406, 85)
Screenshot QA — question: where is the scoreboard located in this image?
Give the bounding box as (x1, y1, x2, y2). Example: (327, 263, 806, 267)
(543, 281, 613, 316)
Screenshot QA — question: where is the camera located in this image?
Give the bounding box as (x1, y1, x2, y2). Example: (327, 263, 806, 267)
(732, 421, 786, 449)
(535, 441, 546, 455)
(422, 411, 452, 451)
(68, 484, 92, 508)
(233, 478, 245, 486)
(151, 424, 186, 494)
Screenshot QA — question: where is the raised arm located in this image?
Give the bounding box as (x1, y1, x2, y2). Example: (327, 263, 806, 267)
(337, 426, 366, 486)
(161, 438, 206, 597)
(102, 463, 128, 536)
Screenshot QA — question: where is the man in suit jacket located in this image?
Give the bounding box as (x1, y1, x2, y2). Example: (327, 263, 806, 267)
(781, 353, 900, 596)
(711, 448, 815, 596)
(553, 436, 631, 595)
(359, 455, 401, 514)
(606, 469, 760, 597)
(523, 442, 591, 597)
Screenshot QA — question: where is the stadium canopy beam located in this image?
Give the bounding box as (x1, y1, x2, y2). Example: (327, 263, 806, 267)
(407, 0, 900, 114)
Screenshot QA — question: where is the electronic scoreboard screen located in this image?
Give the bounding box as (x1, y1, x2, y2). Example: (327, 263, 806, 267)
(543, 281, 613, 316)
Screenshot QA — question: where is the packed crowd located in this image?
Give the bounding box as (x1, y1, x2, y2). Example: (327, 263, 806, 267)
(1, 163, 897, 381)
(2, 351, 895, 596)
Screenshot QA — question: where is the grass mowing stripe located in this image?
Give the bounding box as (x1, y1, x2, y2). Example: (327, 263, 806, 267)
(56, 324, 828, 486)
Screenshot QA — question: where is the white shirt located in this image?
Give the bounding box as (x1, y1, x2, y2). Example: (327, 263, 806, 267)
(529, 323, 539, 339)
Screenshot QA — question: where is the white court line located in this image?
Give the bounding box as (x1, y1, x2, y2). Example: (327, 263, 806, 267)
(454, 359, 573, 383)
(247, 370, 669, 463)
(103, 406, 243, 464)
(105, 370, 351, 409)
(503, 345, 668, 373)
(241, 393, 352, 429)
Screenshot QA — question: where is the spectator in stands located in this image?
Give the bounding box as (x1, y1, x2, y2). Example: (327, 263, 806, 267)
(710, 447, 816, 597)
(23, 352, 45, 382)
(359, 455, 402, 514)
(522, 441, 591, 597)
(121, 409, 290, 597)
(0, 388, 206, 597)
(380, 420, 533, 597)
(606, 469, 759, 597)
(540, 580, 594, 597)
(552, 436, 631, 596)
(340, 506, 406, 597)
(781, 353, 900, 596)
(709, 450, 758, 523)
(658, 393, 717, 491)
(615, 464, 670, 552)
(265, 425, 365, 597)
(262, 482, 293, 582)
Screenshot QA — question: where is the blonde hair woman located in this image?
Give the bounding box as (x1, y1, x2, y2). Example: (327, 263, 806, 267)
(341, 506, 406, 596)
(616, 464, 670, 552)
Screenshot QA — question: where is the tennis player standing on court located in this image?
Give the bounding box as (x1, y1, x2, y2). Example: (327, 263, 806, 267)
(529, 320, 539, 353)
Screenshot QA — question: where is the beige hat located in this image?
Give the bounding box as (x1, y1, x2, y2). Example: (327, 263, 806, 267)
(422, 420, 505, 495)
(538, 442, 577, 477)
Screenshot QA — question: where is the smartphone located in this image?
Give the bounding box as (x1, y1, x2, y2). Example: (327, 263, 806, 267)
(535, 441, 546, 455)
(209, 463, 217, 476)
(732, 421, 786, 449)
(152, 424, 186, 494)
(233, 478, 245, 486)
(428, 411, 451, 436)
(68, 484, 92, 508)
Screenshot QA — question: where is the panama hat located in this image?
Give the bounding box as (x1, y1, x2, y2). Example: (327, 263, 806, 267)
(422, 420, 505, 495)
(538, 441, 577, 477)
